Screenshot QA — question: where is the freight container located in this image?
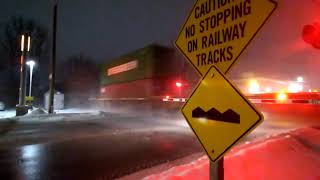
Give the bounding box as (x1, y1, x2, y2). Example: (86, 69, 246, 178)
(99, 44, 198, 100)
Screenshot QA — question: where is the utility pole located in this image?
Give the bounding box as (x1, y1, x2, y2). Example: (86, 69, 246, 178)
(49, 0, 57, 114)
(16, 35, 31, 116)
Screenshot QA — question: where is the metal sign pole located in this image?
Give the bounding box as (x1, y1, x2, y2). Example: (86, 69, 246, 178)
(210, 158, 224, 180)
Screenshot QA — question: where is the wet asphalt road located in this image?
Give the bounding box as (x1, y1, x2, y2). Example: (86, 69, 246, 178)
(0, 112, 202, 180)
(0, 128, 200, 180)
(0, 104, 319, 180)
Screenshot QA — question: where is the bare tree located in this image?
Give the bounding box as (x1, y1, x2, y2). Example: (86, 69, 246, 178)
(59, 54, 99, 107)
(0, 16, 48, 106)
(0, 16, 48, 70)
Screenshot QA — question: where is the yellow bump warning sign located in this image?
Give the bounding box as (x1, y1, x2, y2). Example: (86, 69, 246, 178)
(181, 66, 263, 162)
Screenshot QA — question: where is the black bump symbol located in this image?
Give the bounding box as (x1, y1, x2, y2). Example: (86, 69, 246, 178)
(192, 107, 240, 124)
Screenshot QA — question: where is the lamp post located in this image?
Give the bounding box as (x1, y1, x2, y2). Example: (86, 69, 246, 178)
(26, 60, 36, 97)
(16, 34, 31, 116)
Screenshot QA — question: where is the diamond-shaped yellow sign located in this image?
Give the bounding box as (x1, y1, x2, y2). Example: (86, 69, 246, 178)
(176, 0, 277, 76)
(182, 66, 263, 162)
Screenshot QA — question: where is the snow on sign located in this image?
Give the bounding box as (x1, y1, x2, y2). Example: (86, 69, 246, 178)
(181, 66, 263, 163)
(175, 0, 277, 76)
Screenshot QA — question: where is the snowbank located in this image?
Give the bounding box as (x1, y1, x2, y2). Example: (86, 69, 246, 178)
(0, 108, 109, 123)
(0, 109, 16, 119)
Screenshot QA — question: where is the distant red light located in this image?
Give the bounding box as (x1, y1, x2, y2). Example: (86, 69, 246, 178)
(176, 82, 182, 88)
(100, 88, 106, 93)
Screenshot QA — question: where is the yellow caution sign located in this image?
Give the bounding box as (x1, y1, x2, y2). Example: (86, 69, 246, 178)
(176, 0, 277, 76)
(181, 66, 263, 162)
(26, 96, 34, 102)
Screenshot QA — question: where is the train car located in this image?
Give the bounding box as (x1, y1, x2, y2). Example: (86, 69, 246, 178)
(93, 44, 198, 111)
(91, 44, 320, 113)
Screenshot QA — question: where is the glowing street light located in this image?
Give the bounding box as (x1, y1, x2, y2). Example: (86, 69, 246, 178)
(296, 76, 304, 83)
(248, 79, 260, 94)
(176, 82, 182, 88)
(26, 60, 36, 97)
(21, 35, 25, 52)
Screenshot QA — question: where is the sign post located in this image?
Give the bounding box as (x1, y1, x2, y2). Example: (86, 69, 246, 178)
(210, 158, 224, 180)
(175, 0, 278, 178)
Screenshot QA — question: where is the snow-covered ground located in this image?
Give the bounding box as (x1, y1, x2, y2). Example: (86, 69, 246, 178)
(0, 108, 108, 123)
(139, 127, 320, 180)
(55, 108, 101, 114)
(0, 109, 15, 119)
(0, 108, 103, 120)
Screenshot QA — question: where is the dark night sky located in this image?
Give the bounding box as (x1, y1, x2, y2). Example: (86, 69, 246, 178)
(1, 0, 320, 88)
(0, 0, 194, 61)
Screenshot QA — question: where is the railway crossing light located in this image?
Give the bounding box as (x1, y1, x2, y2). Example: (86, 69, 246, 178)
(302, 22, 320, 49)
(277, 92, 288, 102)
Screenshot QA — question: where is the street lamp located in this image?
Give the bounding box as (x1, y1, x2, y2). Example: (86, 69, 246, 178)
(248, 79, 260, 94)
(26, 60, 35, 97)
(297, 76, 304, 83)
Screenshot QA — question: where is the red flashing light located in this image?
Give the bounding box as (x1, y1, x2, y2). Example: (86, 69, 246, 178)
(302, 22, 320, 49)
(277, 92, 288, 102)
(176, 82, 182, 88)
